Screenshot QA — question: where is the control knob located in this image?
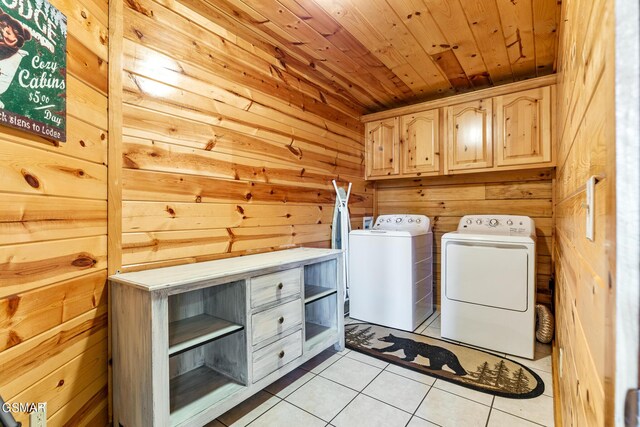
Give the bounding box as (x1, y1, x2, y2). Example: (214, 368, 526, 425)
(395, 217, 403, 223)
(507, 219, 513, 226)
(489, 219, 499, 227)
(407, 218, 413, 223)
(476, 219, 482, 225)
(466, 219, 472, 225)
(416, 219, 421, 223)
(386, 218, 391, 222)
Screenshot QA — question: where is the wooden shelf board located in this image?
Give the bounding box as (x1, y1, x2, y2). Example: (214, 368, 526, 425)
(304, 285, 337, 304)
(304, 322, 338, 351)
(169, 314, 243, 356)
(305, 322, 333, 341)
(170, 365, 244, 425)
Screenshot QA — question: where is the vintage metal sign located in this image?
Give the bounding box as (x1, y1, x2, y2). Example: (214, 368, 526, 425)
(0, 0, 67, 141)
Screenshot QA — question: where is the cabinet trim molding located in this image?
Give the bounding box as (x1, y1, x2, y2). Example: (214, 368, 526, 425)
(362, 75, 557, 123)
(363, 77, 556, 181)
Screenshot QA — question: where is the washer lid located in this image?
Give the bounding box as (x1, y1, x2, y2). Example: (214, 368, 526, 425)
(442, 231, 535, 245)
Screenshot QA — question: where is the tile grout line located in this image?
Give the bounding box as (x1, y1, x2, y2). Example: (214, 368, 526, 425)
(227, 350, 549, 425)
(485, 395, 496, 427)
(414, 313, 441, 335)
(242, 395, 284, 427)
(405, 381, 433, 427)
(247, 373, 353, 427)
(429, 382, 494, 408)
(314, 351, 439, 410)
(224, 319, 551, 426)
(413, 319, 433, 334)
(407, 383, 447, 427)
(360, 389, 422, 418)
(343, 352, 390, 370)
(317, 371, 380, 397)
(226, 350, 348, 427)
(382, 364, 438, 387)
(299, 350, 347, 375)
(247, 396, 328, 427)
(283, 398, 340, 426)
(346, 351, 498, 409)
(317, 364, 551, 427)
(490, 408, 550, 427)
(252, 355, 546, 427)
(279, 382, 346, 426)
(267, 354, 360, 424)
(262, 370, 318, 400)
(326, 365, 387, 425)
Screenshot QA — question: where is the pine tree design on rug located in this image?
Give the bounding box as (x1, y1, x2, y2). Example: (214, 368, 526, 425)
(346, 325, 375, 347)
(462, 362, 531, 394)
(344, 323, 544, 399)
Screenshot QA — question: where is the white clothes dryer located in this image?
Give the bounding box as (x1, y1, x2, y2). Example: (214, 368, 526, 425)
(349, 214, 434, 331)
(441, 215, 537, 359)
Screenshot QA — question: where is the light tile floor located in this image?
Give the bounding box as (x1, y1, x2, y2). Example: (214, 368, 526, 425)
(212, 309, 554, 427)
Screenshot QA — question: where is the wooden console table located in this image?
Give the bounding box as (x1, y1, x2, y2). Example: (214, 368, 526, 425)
(111, 248, 344, 427)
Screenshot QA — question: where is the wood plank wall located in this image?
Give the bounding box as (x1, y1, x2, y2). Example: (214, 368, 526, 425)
(376, 168, 554, 306)
(0, 0, 109, 425)
(119, 0, 373, 272)
(554, 0, 615, 424)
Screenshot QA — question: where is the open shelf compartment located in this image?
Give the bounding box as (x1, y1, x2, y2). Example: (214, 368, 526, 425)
(303, 259, 338, 304)
(170, 365, 244, 424)
(305, 321, 332, 341)
(168, 280, 248, 426)
(304, 285, 337, 304)
(303, 259, 340, 350)
(304, 291, 338, 350)
(169, 314, 243, 356)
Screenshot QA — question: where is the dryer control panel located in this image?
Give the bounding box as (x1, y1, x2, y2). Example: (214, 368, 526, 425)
(457, 215, 535, 237)
(373, 214, 431, 233)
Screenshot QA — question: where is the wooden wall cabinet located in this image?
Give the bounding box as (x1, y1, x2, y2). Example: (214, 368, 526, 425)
(445, 99, 493, 172)
(366, 117, 399, 177)
(362, 76, 556, 180)
(494, 86, 552, 167)
(400, 109, 440, 175)
(112, 248, 344, 427)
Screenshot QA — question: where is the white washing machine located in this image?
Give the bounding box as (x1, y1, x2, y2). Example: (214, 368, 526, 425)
(349, 214, 434, 331)
(441, 215, 537, 359)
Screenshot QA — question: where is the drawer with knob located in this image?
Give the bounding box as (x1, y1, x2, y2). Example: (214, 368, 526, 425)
(252, 330, 302, 383)
(250, 268, 301, 308)
(251, 299, 302, 345)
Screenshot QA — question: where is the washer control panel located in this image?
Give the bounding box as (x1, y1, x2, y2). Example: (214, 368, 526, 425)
(457, 215, 535, 236)
(373, 214, 431, 232)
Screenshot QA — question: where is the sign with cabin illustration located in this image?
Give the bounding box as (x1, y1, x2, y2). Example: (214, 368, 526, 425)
(0, 0, 67, 141)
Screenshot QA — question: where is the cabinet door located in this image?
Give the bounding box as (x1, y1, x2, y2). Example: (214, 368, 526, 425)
(366, 118, 399, 178)
(400, 109, 440, 175)
(494, 86, 552, 166)
(446, 99, 493, 171)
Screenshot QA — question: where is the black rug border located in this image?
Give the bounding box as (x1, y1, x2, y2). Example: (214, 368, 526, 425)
(345, 322, 545, 400)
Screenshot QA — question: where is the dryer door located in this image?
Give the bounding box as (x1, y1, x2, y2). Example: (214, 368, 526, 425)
(444, 242, 530, 311)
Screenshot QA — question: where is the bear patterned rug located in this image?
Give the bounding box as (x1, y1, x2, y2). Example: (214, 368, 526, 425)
(345, 323, 544, 399)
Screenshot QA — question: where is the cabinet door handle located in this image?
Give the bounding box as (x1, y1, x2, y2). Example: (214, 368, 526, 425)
(279, 350, 285, 359)
(277, 282, 284, 290)
(278, 316, 285, 324)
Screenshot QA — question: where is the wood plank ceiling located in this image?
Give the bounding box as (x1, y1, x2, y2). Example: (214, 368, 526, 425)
(191, 0, 560, 113)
